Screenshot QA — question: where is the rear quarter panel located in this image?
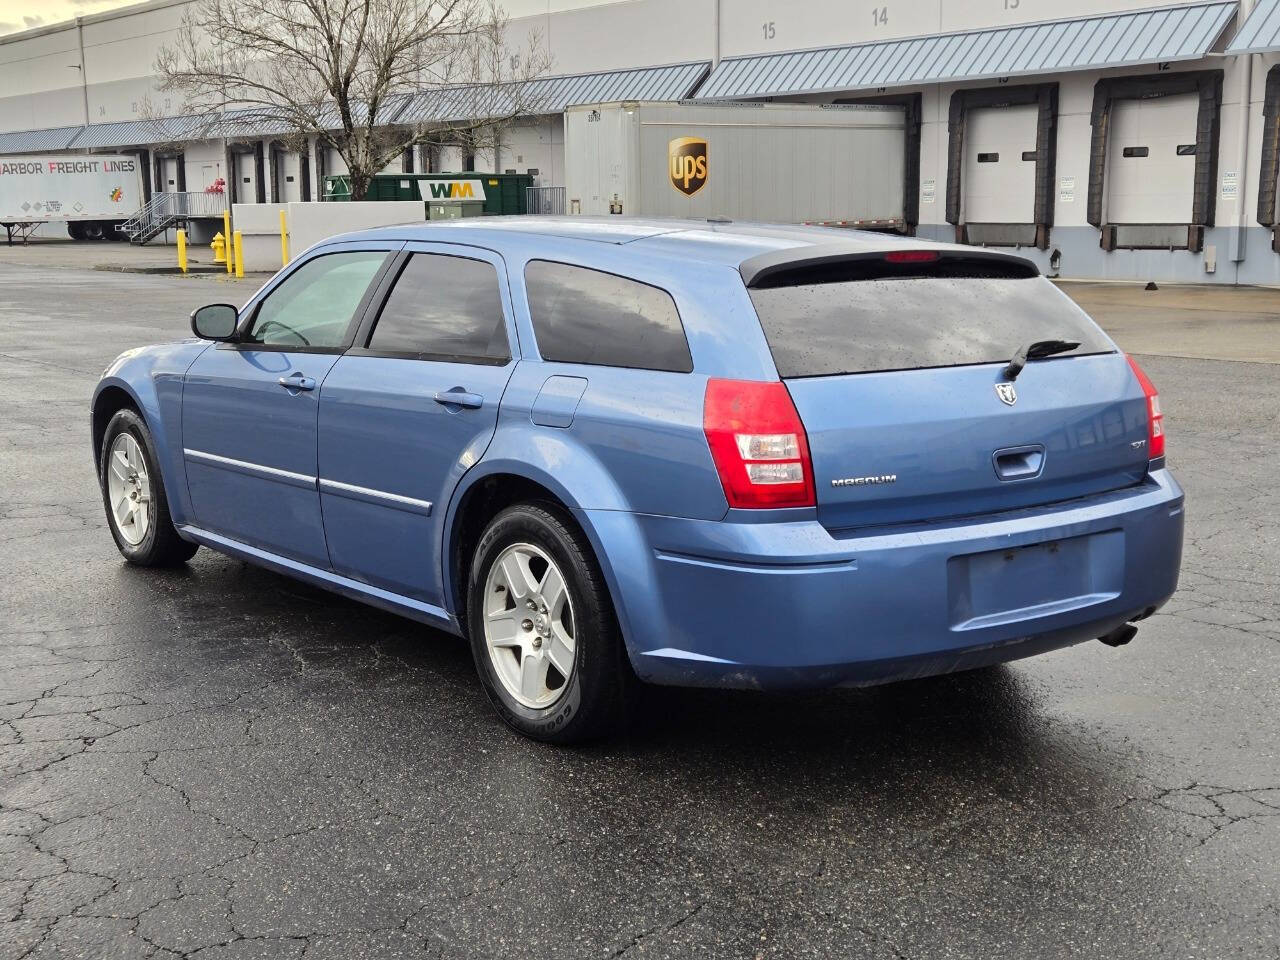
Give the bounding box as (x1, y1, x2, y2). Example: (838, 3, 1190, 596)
(447, 234, 783, 654)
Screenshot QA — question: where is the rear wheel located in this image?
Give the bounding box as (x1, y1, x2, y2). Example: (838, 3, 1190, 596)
(98, 408, 198, 566)
(467, 503, 627, 743)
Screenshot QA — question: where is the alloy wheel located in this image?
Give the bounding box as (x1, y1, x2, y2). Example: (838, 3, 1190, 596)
(482, 542, 576, 708)
(106, 433, 151, 546)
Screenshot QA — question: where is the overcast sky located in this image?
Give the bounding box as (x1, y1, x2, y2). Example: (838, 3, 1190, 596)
(0, 0, 139, 36)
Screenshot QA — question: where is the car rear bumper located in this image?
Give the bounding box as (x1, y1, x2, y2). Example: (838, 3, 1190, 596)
(587, 469, 1184, 690)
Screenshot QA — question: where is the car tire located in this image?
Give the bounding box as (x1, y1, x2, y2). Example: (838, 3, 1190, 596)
(466, 502, 628, 743)
(98, 408, 198, 567)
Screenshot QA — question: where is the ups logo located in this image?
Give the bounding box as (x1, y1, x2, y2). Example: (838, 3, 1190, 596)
(669, 137, 708, 196)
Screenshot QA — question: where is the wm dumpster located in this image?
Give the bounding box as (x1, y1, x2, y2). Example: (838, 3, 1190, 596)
(322, 172, 533, 216)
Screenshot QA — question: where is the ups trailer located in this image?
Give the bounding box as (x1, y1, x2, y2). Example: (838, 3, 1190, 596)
(0, 154, 144, 244)
(322, 172, 534, 216)
(564, 100, 907, 228)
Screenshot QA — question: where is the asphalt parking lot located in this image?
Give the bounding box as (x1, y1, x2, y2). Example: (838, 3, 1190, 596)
(1, 254, 1278, 959)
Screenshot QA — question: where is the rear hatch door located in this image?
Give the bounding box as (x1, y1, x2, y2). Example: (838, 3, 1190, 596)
(745, 253, 1151, 532)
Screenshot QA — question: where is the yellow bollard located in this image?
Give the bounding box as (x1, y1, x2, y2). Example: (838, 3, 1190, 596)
(222, 210, 232, 275)
(233, 230, 244, 279)
(279, 209, 290, 267)
(176, 229, 188, 275)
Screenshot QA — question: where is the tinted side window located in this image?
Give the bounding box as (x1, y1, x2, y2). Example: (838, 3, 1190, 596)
(246, 251, 387, 348)
(524, 261, 693, 373)
(367, 253, 509, 362)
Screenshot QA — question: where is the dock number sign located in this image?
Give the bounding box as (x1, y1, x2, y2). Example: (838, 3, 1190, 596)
(668, 137, 708, 196)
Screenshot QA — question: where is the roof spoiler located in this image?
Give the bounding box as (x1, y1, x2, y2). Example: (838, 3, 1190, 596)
(738, 243, 1040, 288)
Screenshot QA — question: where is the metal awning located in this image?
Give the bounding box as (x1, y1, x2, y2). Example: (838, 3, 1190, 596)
(68, 115, 210, 150)
(394, 61, 710, 125)
(1227, 0, 1280, 52)
(203, 107, 299, 140)
(0, 64, 709, 154)
(695, 1, 1237, 100)
(0, 125, 83, 154)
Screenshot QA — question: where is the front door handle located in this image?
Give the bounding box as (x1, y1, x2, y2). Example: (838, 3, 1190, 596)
(433, 389, 484, 409)
(278, 373, 317, 391)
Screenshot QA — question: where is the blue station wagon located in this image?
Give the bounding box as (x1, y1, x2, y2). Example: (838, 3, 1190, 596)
(92, 218, 1184, 742)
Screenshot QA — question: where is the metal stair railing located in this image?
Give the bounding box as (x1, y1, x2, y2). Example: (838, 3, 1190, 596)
(526, 185, 566, 215)
(117, 194, 169, 243)
(118, 191, 228, 244)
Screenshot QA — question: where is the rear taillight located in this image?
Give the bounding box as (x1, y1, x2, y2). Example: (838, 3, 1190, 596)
(703, 378, 816, 509)
(1126, 354, 1165, 460)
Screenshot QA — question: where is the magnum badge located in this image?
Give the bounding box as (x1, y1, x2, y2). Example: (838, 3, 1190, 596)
(669, 137, 708, 196)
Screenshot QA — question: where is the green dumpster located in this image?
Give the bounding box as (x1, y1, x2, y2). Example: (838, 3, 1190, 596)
(322, 172, 534, 216)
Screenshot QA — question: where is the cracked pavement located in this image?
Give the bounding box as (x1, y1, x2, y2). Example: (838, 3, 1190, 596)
(1, 259, 1278, 959)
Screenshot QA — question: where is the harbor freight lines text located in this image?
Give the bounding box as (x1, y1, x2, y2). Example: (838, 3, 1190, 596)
(0, 159, 137, 176)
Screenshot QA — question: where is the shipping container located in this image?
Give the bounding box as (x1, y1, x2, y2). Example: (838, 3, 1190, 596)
(0, 153, 144, 242)
(323, 172, 534, 216)
(563, 101, 907, 227)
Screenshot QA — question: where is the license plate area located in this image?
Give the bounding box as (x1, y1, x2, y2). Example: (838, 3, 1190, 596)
(947, 530, 1124, 631)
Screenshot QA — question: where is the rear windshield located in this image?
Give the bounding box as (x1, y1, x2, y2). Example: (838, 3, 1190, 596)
(748, 272, 1114, 378)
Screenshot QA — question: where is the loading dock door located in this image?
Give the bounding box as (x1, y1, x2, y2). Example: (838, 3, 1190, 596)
(1106, 93, 1198, 223)
(963, 104, 1038, 224)
(235, 152, 257, 204)
(159, 157, 180, 191)
(279, 151, 302, 202)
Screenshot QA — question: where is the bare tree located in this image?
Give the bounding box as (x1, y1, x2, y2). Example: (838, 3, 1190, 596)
(156, 0, 551, 200)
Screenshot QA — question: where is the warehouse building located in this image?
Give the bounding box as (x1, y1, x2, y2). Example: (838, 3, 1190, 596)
(4, 0, 1280, 283)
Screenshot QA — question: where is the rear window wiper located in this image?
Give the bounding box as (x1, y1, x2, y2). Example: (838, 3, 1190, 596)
(1003, 339, 1082, 381)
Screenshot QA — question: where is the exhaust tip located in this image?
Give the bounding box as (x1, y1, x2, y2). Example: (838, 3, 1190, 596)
(1097, 623, 1139, 648)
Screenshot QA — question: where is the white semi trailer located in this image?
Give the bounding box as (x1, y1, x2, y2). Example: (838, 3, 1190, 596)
(563, 101, 907, 227)
(0, 154, 144, 243)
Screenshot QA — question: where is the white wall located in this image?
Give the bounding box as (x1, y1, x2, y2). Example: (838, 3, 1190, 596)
(0, 0, 1253, 138)
(500, 116, 564, 184)
(233, 198, 432, 269)
(0, 0, 187, 130)
(508, 0, 714, 76)
(230, 201, 287, 271)
(716, 0, 1192, 59)
(182, 140, 225, 193)
(288, 200, 426, 260)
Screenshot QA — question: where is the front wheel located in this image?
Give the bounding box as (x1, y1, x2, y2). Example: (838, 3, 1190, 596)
(467, 503, 628, 743)
(98, 408, 198, 566)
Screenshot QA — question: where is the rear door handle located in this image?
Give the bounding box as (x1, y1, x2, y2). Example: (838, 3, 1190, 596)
(434, 389, 484, 409)
(277, 373, 317, 391)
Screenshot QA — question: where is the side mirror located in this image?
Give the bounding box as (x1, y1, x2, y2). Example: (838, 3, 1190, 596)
(190, 303, 239, 342)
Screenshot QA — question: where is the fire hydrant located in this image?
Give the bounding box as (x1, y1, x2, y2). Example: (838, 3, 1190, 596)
(211, 231, 227, 265)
